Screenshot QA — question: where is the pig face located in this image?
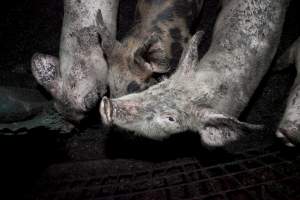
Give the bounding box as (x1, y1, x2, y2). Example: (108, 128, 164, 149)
(100, 85, 189, 139)
(100, 31, 264, 147)
(96, 10, 170, 98)
(31, 53, 102, 123)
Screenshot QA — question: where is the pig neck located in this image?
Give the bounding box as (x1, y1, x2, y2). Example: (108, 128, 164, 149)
(169, 53, 251, 114)
(173, 0, 289, 119)
(161, 48, 270, 132)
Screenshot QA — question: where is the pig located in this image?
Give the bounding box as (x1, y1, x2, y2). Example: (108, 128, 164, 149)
(275, 36, 300, 147)
(100, 0, 289, 147)
(96, 0, 204, 98)
(31, 0, 119, 123)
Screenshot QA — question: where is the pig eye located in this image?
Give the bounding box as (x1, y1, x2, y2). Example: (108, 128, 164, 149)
(161, 113, 177, 123)
(167, 117, 175, 122)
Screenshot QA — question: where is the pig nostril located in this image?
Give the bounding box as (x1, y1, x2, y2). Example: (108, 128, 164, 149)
(100, 96, 113, 125)
(103, 85, 110, 98)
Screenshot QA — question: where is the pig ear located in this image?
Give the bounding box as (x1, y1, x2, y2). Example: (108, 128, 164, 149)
(195, 108, 264, 147)
(178, 31, 205, 72)
(96, 9, 121, 56)
(31, 53, 62, 96)
(132, 33, 170, 78)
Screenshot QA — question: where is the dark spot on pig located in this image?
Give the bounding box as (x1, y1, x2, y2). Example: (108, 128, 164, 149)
(76, 26, 99, 49)
(219, 84, 228, 95)
(135, 9, 142, 22)
(146, 115, 154, 121)
(291, 85, 300, 105)
(84, 91, 98, 110)
(69, 32, 76, 38)
(174, 0, 199, 28)
(151, 26, 163, 34)
(127, 81, 141, 93)
(174, 0, 190, 17)
(169, 41, 183, 71)
(169, 27, 182, 41)
(171, 42, 183, 60)
(79, 60, 88, 73)
(184, 37, 189, 43)
(169, 58, 178, 72)
(77, 0, 81, 3)
(152, 7, 174, 25)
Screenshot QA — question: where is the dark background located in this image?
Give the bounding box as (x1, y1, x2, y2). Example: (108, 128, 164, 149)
(0, 0, 299, 199)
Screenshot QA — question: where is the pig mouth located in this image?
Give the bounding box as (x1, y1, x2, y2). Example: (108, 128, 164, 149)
(100, 96, 113, 126)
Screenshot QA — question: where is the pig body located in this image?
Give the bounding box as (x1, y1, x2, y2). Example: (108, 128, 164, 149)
(275, 37, 300, 147)
(100, 0, 289, 147)
(97, 0, 203, 97)
(31, 0, 119, 122)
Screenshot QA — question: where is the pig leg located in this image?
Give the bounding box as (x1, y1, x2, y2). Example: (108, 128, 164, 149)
(276, 37, 300, 147)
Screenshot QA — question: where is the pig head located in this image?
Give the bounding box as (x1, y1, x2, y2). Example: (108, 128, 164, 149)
(96, 0, 203, 98)
(97, 11, 170, 98)
(100, 32, 263, 147)
(31, 49, 106, 123)
(31, 0, 119, 123)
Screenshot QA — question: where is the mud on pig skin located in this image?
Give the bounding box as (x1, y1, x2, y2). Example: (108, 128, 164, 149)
(31, 0, 119, 123)
(100, 0, 289, 148)
(275, 36, 300, 147)
(97, 0, 203, 98)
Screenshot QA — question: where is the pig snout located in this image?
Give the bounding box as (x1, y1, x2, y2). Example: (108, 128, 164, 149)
(100, 96, 143, 126)
(100, 96, 114, 125)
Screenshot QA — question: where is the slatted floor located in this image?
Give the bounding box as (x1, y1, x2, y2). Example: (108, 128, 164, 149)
(27, 144, 300, 200)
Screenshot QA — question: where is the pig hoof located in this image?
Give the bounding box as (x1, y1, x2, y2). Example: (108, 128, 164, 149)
(100, 96, 113, 126)
(276, 128, 298, 147)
